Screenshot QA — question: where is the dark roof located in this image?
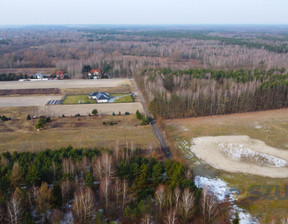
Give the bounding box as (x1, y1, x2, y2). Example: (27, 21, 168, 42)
(89, 92, 110, 100)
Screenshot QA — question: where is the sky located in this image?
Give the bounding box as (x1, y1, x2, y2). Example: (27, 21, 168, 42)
(1, 0, 287, 25)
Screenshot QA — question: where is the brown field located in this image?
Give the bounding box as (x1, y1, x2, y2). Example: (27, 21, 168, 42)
(0, 88, 61, 96)
(164, 109, 288, 222)
(0, 96, 62, 107)
(0, 79, 131, 90)
(165, 109, 288, 150)
(0, 107, 158, 153)
(47, 103, 144, 116)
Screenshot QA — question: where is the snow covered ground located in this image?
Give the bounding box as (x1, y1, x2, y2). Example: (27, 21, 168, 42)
(195, 176, 258, 224)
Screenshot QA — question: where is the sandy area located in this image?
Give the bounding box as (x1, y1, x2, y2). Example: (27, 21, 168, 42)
(0, 96, 62, 107)
(191, 135, 288, 178)
(43, 103, 144, 116)
(0, 79, 131, 90)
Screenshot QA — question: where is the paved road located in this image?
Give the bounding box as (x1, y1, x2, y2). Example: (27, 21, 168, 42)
(131, 79, 172, 158)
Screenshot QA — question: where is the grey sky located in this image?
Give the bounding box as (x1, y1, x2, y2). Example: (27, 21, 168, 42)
(1, 0, 287, 25)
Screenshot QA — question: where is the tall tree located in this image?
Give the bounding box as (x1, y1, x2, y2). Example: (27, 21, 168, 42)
(7, 188, 24, 224)
(72, 187, 96, 224)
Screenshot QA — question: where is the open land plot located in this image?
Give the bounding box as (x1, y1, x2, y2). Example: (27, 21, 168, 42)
(63, 95, 96, 104)
(49, 103, 144, 116)
(0, 95, 62, 107)
(164, 109, 288, 222)
(0, 107, 158, 153)
(0, 79, 131, 90)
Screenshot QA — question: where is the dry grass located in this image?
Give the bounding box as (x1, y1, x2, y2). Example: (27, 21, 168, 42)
(0, 107, 158, 153)
(165, 109, 288, 150)
(164, 108, 288, 223)
(61, 86, 132, 95)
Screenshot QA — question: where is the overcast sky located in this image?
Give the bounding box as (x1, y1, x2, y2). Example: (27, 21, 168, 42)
(1, 0, 287, 25)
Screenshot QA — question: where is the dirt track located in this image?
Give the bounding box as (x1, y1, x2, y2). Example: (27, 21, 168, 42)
(191, 135, 288, 178)
(0, 79, 131, 89)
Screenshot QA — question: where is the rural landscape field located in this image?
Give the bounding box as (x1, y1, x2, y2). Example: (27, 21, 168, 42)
(1, 2, 288, 222)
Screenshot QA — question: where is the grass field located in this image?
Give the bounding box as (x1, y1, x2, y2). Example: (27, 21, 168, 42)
(63, 95, 96, 104)
(0, 107, 158, 153)
(63, 94, 133, 104)
(164, 109, 288, 223)
(110, 94, 134, 103)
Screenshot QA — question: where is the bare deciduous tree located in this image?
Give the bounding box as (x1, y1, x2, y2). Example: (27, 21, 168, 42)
(122, 179, 128, 209)
(179, 188, 195, 224)
(92, 156, 102, 181)
(7, 188, 24, 224)
(100, 176, 110, 211)
(155, 185, 166, 214)
(101, 152, 113, 178)
(114, 177, 121, 205)
(201, 188, 218, 223)
(61, 179, 73, 205)
(173, 186, 181, 209)
(62, 158, 75, 175)
(141, 214, 152, 224)
(165, 207, 178, 224)
(72, 187, 96, 224)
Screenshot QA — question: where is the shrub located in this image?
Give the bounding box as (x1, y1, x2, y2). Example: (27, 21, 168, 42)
(136, 110, 142, 120)
(75, 113, 80, 117)
(125, 112, 130, 115)
(1, 115, 11, 122)
(112, 112, 115, 116)
(35, 116, 50, 129)
(27, 114, 31, 120)
(141, 116, 150, 125)
(92, 109, 98, 115)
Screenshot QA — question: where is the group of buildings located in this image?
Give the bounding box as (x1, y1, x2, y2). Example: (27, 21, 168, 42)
(32, 71, 66, 80)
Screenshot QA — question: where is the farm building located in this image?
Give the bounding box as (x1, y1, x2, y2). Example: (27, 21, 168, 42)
(55, 71, 65, 79)
(88, 69, 101, 79)
(88, 92, 111, 103)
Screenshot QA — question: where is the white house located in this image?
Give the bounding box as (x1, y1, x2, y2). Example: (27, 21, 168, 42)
(88, 92, 111, 103)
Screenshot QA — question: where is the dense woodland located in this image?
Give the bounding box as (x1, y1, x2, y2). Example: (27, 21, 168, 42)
(136, 68, 288, 118)
(0, 146, 234, 224)
(2, 26, 288, 78)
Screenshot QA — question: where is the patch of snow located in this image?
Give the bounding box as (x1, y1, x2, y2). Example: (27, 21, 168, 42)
(194, 176, 258, 224)
(255, 125, 262, 129)
(219, 143, 288, 167)
(194, 176, 232, 201)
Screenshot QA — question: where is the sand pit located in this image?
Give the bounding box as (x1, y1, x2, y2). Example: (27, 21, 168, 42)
(190, 135, 288, 178)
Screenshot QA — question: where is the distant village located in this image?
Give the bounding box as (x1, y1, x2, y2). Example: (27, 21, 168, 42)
(17, 68, 110, 81)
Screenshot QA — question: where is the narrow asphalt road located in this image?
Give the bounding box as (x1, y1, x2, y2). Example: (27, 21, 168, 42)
(131, 79, 172, 158)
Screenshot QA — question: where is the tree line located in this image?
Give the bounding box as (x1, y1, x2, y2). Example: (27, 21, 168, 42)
(135, 68, 288, 119)
(0, 144, 235, 223)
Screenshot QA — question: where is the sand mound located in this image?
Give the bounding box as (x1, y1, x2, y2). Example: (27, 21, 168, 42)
(190, 136, 288, 178)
